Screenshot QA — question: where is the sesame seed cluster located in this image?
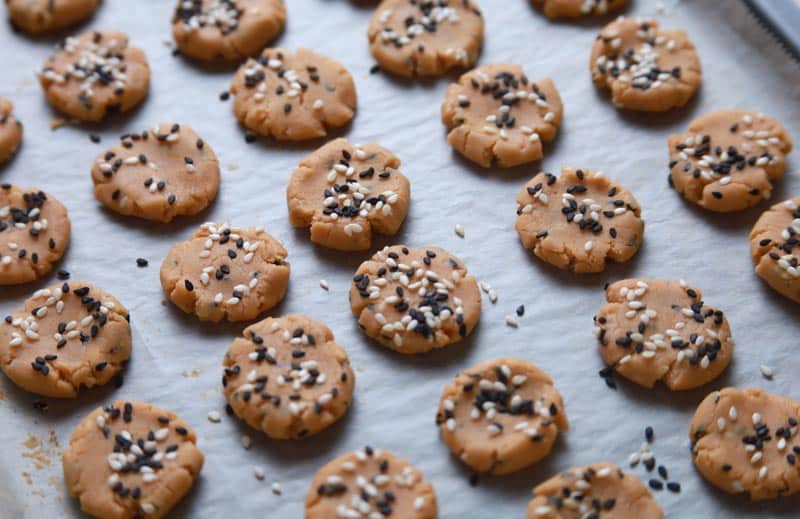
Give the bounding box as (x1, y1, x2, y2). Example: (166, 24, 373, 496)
(174, 0, 243, 35)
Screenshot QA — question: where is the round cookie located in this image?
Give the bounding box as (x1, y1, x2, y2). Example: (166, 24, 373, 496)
(515, 167, 643, 273)
(287, 138, 411, 251)
(306, 447, 437, 519)
(0, 184, 70, 285)
(222, 314, 355, 439)
(6, 0, 99, 34)
(441, 63, 563, 168)
(690, 387, 800, 501)
(436, 358, 568, 475)
(0, 97, 23, 165)
(349, 245, 481, 354)
(63, 400, 204, 519)
(172, 0, 287, 62)
(160, 222, 290, 322)
(669, 110, 793, 212)
(229, 47, 357, 141)
(590, 17, 702, 112)
(594, 278, 733, 390)
(39, 30, 151, 122)
(367, 0, 484, 78)
(0, 282, 130, 398)
(91, 123, 220, 222)
(531, 0, 627, 18)
(749, 197, 800, 303)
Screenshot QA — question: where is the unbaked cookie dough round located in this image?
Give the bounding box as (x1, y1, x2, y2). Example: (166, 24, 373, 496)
(0, 184, 70, 286)
(367, 0, 484, 78)
(436, 358, 568, 475)
(0, 97, 23, 165)
(229, 47, 357, 141)
(38, 30, 150, 122)
(750, 197, 800, 303)
(91, 123, 220, 222)
(669, 110, 793, 212)
(531, 0, 627, 18)
(515, 167, 643, 273)
(0, 282, 130, 398)
(305, 447, 437, 519)
(594, 278, 733, 390)
(222, 314, 355, 439)
(160, 222, 290, 322)
(441, 63, 563, 168)
(349, 245, 481, 354)
(63, 400, 204, 519)
(690, 387, 800, 501)
(287, 138, 410, 251)
(172, 0, 287, 62)
(6, 0, 100, 34)
(590, 17, 701, 112)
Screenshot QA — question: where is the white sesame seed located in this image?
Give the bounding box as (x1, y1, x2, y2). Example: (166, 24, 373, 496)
(760, 365, 774, 379)
(454, 224, 465, 238)
(207, 411, 221, 423)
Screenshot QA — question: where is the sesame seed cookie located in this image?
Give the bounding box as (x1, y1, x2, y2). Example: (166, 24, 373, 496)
(750, 197, 800, 303)
(6, 0, 100, 34)
(0, 98, 23, 165)
(38, 30, 151, 122)
(441, 63, 563, 168)
(222, 314, 355, 439)
(590, 17, 701, 112)
(436, 358, 568, 475)
(515, 167, 643, 273)
(160, 222, 290, 322)
(367, 0, 484, 78)
(230, 47, 357, 141)
(287, 138, 411, 251)
(63, 400, 204, 519)
(531, 0, 627, 18)
(91, 123, 220, 223)
(669, 110, 793, 212)
(349, 245, 481, 354)
(0, 282, 130, 398)
(306, 447, 437, 519)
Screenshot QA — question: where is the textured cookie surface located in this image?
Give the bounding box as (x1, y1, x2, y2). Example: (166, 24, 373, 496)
(531, 0, 627, 18)
(750, 198, 800, 303)
(0, 97, 23, 165)
(7, 0, 100, 34)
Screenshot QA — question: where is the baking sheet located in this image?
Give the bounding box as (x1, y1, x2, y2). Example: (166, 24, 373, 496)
(1, 0, 800, 517)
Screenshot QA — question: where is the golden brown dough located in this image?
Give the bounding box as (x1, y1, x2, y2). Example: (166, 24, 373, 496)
(7, 0, 99, 34)
(750, 197, 800, 303)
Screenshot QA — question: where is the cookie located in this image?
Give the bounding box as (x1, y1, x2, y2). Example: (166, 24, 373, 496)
(367, 0, 484, 78)
(527, 463, 663, 518)
(160, 222, 290, 322)
(63, 400, 204, 519)
(0, 282, 130, 398)
(6, 0, 99, 34)
(690, 387, 800, 501)
(91, 123, 220, 222)
(436, 358, 568, 474)
(531, 0, 627, 18)
(441, 64, 563, 168)
(349, 245, 481, 354)
(305, 447, 437, 519)
(287, 138, 411, 251)
(669, 110, 793, 212)
(229, 47, 357, 141)
(590, 17, 701, 112)
(0, 97, 23, 165)
(515, 167, 643, 273)
(39, 31, 151, 122)
(172, 0, 287, 62)
(222, 314, 355, 439)
(594, 278, 733, 390)
(0, 184, 70, 285)
(750, 197, 800, 303)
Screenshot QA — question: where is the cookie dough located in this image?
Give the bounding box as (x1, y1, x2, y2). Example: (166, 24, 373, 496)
(0, 282, 130, 398)
(91, 123, 220, 222)
(6, 0, 99, 34)
(669, 110, 793, 212)
(39, 31, 151, 122)
(690, 387, 800, 501)
(0, 98, 23, 165)
(750, 197, 800, 303)
(590, 17, 701, 112)
(436, 358, 568, 474)
(0, 184, 70, 285)
(172, 0, 286, 62)
(531, 0, 627, 18)
(515, 167, 643, 273)
(349, 245, 481, 354)
(441, 63, 563, 168)
(306, 447, 437, 519)
(230, 47, 356, 141)
(367, 0, 484, 78)
(287, 138, 411, 251)
(594, 278, 733, 390)
(160, 222, 290, 322)
(63, 400, 204, 519)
